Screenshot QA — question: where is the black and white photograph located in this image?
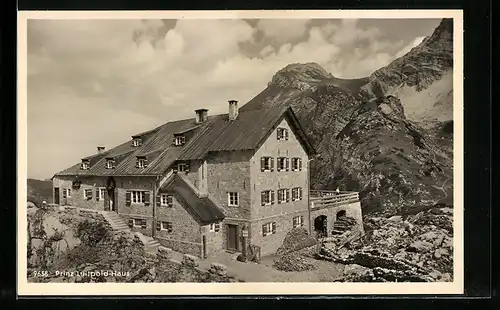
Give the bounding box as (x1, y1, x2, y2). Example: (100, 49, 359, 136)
(18, 10, 464, 295)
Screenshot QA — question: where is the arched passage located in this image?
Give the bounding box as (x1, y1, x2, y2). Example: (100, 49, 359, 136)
(336, 210, 346, 220)
(314, 215, 328, 237)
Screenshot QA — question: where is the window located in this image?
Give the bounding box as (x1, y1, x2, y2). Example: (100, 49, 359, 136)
(99, 188, 106, 200)
(293, 216, 304, 228)
(277, 127, 289, 140)
(277, 157, 289, 171)
(292, 187, 303, 201)
(106, 159, 115, 169)
(262, 222, 277, 236)
(132, 138, 142, 147)
(84, 189, 93, 200)
(177, 162, 189, 172)
(161, 221, 173, 232)
(278, 189, 289, 204)
(228, 192, 239, 206)
(81, 160, 90, 170)
(62, 189, 67, 199)
(292, 158, 302, 171)
(261, 190, 274, 206)
(131, 191, 145, 204)
(133, 219, 144, 227)
(67, 188, 71, 198)
(260, 157, 274, 172)
(209, 223, 221, 232)
(174, 135, 186, 146)
(161, 194, 173, 206)
(136, 157, 147, 168)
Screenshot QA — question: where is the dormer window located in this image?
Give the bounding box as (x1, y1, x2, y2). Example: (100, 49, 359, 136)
(173, 134, 186, 146)
(81, 160, 90, 170)
(173, 161, 190, 173)
(105, 158, 115, 169)
(277, 127, 289, 140)
(132, 137, 142, 147)
(136, 156, 147, 169)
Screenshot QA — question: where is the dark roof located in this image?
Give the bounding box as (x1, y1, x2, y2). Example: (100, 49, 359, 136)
(163, 175, 225, 224)
(54, 106, 315, 177)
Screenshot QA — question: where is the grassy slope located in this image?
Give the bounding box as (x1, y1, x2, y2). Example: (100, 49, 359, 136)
(27, 178, 53, 204)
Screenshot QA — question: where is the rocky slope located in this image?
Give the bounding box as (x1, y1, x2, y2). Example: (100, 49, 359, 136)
(240, 19, 454, 214)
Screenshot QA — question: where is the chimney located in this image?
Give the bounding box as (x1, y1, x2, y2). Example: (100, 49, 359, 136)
(228, 100, 239, 121)
(195, 109, 209, 124)
(97, 146, 105, 154)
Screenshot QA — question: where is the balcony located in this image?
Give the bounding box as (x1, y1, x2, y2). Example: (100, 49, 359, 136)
(309, 190, 360, 210)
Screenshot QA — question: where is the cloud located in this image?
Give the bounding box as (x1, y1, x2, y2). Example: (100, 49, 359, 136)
(394, 36, 426, 58)
(256, 19, 310, 43)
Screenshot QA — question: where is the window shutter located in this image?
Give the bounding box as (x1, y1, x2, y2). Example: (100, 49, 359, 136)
(128, 219, 133, 228)
(156, 221, 161, 231)
(261, 192, 265, 206)
(167, 195, 173, 207)
(215, 223, 220, 232)
(135, 159, 140, 168)
(185, 162, 190, 173)
(181, 136, 186, 145)
(144, 158, 148, 168)
(141, 219, 147, 229)
(286, 158, 290, 171)
(285, 129, 289, 140)
(125, 191, 131, 206)
(80, 163, 84, 169)
(277, 129, 281, 140)
(156, 195, 161, 207)
(277, 190, 281, 204)
(95, 188, 100, 201)
(167, 222, 173, 233)
(300, 216, 304, 227)
(270, 158, 274, 171)
(173, 165, 178, 173)
(299, 188, 303, 200)
(286, 189, 290, 202)
(172, 137, 177, 145)
(144, 191, 150, 206)
(299, 158, 302, 171)
(262, 224, 266, 236)
(260, 157, 265, 172)
(271, 191, 275, 205)
(272, 222, 277, 234)
(89, 189, 93, 199)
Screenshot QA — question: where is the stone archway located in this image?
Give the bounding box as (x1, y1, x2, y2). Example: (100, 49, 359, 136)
(314, 215, 328, 238)
(336, 210, 346, 220)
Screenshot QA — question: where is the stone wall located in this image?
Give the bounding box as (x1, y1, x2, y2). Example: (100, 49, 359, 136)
(310, 201, 364, 237)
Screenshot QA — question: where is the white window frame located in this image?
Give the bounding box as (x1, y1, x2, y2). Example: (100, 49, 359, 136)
(62, 188, 67, 199)
(262, 222, 276, 236)
(131, 191, 145, 204)
(278, 189, 288, 203)
(262, 157, 272, 171)
(81, 161, 90, 170)
(209, 223, 216, 232)
(293, 216, 303, 228)
(137, 158, 146, 168)
(277, 157, 286, 171)
(262, 190, 272, 205)
(228, 192, 239, 206)
(291, 188, 299, 201)
(161, 221, 173, 232)
(132, 138, 141, 147)
(99, 188, 106, 200)
(292, 158, 300, 171)
(161, 194, 173, 206)
(133, 219, 143, 228)
(174, 135, 186, 146)
(277, 128, 288, 140)
(67, 188, 71, 198)
(84, 189, 92, 199)
(106, 159, 114, 169)
(178, 163, 188, 172)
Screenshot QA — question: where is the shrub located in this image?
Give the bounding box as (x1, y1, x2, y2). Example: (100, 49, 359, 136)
(74, 220, 111, 247)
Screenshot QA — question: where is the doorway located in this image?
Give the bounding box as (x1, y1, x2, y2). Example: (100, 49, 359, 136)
(54, 187, 60, 205)
(336, 210, 346, 220)
(314, 215, 328, 238)
(106, 177, 116, 211)
(226, 224, 238, 251)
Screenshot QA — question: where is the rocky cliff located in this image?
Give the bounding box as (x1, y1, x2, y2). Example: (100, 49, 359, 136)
(240, 19, 454, 214)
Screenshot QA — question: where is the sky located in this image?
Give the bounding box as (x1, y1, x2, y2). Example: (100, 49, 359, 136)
(27, 18, 442, 179)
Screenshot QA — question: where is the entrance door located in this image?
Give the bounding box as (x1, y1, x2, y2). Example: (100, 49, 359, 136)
(107, 189, 116, 211)
(54, 187, 60, 205)
(227, 224, 238, 251)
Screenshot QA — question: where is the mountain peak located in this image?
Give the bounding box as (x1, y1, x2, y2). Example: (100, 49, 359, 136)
(269, 62, 333, 90)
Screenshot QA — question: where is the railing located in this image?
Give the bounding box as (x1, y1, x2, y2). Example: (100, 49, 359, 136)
(247, 244, 261, 263)
(309, 191, 360, 209)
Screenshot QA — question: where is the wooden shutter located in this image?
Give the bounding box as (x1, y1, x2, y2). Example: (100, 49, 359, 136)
(277, 129, 281, 140)
(261, 192, 265, 206)
(270, 191, 275, 204)
(286, 189, 290, 202)
(215, 223, 220, 232)
(262, 224, 266, 236)
(270, 158, 274, 171)
(167, 222, 173, 233)
(156, 221, 161, 231)
(143, 158, 148, 168)
(299, 187, 303, 200)
(144, 191, 150, 206)
(125, 191, 131, 206)
(185, 162, 190, 173)
(285, 129, 289, 140)
(286, 158, 290, 171)
(299, 158, 302, 171)
(277, 190, 281, 204)
(156, 195, 161, 207)
(300, 216, 304, 227)
(89, 189, 93, 199)
(271, 222, 277, 234)
(95, 188, 100, 201)
(128, 219, 134, 228)
(277, 158, 281, 172)
(172, 137, 177, 146)
(141, 219, 147, 229)
(167, 195, 173, 207)
(260, 157, 265, 172)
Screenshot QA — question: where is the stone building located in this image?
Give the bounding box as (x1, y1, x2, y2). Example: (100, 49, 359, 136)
(52, 100, 362, 258)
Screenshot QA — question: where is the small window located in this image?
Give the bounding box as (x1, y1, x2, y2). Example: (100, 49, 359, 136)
(161, 194, 173, 206)
(228, 192, 239, 206)
(131, 191, 145, 204)
(277, 128, 289, 140)
(262, 222, 277, 236)
(67, 188, 71, 198)
(161, 221, 173, 232)
(260, 157, 273, 172)
(177, 162, 189, 172)
(208, 223, 220, 232)
(84, 189, 93, 200)
(99, 188, 106, 200)
(174, 135, 186, 146)
(292, 158, 302, 171)
(136, 157, 147, 169)
(277, 157, 289, 171)
(278, 189, 289, 204)
(105, 159, 115, 169)
(293, 216, 304, 228)
(133, 219, 143, 227)
(62, 189, 67, 199)
(292, 187, 303, 201)
(81, 160, 90, 170)
(132, 138, 142, 147)
(261, 190, 274, 206)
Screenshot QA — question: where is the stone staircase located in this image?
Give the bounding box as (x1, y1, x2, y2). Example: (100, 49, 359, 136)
(103, 211, 131, 233)
(134, 232, 161, 254)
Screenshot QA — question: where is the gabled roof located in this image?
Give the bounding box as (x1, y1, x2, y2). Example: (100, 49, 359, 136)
(162, 174, 225, 225)
(54, 106, 315, 177)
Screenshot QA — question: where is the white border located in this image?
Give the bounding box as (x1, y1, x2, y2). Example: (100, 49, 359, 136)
(17, 9, 464, 296)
